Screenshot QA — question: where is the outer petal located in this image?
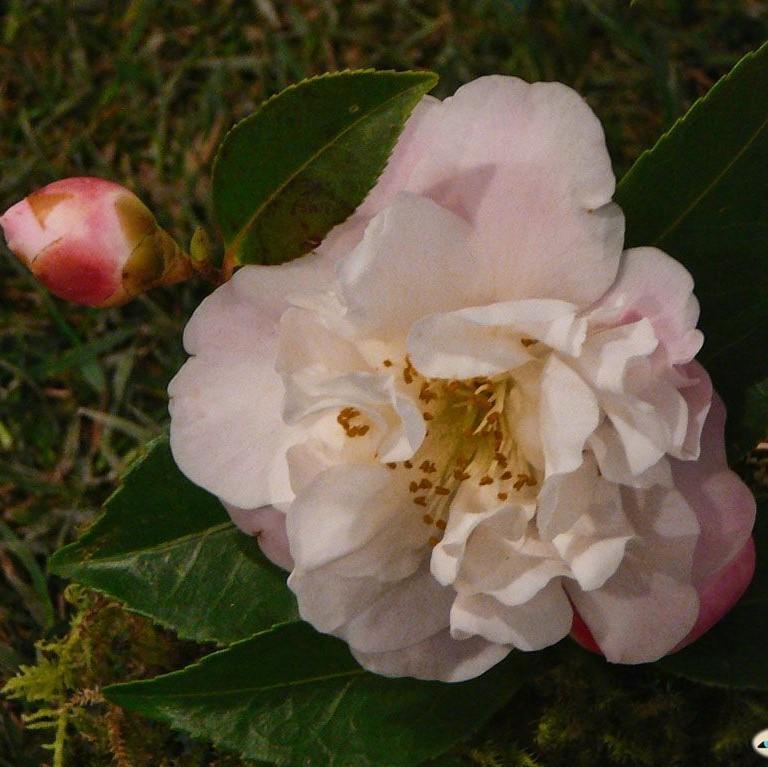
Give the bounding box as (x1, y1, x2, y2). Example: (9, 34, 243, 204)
(352, 629, 511, 683)
(222, 504, 293, 571)
(402, 76, 624, 306)
(450, 580, 572, 650)
(589, 247, 703, 365)
(169, 259, 330, 509)
(671, 392, 756, 587)
(566, 485, 700, 663)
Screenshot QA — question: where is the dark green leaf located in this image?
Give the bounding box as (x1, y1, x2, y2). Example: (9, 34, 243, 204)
(106, 622, 537, 767)
(48, 437, 298, 644)
(657, 500, 767, 688)
(213, 69, 438, 266)
(616, 41, 768, 421)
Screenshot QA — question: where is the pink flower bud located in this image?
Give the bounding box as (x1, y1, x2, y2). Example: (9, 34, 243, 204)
(1, 177, 192, 307)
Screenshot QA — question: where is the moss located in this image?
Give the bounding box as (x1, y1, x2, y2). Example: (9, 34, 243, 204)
(3, 586, 252, 766)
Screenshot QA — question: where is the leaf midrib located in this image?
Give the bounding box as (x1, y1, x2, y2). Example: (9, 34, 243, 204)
(653, 112, 768, 245)
(110, 668, 366, 701)
(224, 75, 432, 259)
(60, 521, 234, 568)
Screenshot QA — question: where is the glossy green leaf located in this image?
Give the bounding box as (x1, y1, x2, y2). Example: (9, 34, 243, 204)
(616, 41, 768, 420)
(657, 500, 767, 689)
(213, 69, 438, 266)
(48, 437, 298, 644)
(106, 622, 537, 767)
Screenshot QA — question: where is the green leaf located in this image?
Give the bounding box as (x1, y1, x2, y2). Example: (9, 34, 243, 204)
(48, 437, 298, 644)
(106, 622, 537, 767)
(213, 69, 438, 267)
(616, 41, 768, 419)
(657, 500, 767, 689)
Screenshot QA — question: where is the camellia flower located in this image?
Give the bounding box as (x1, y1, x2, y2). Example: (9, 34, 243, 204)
(1, 177, 192, 307)
(169, 77, 756, 681)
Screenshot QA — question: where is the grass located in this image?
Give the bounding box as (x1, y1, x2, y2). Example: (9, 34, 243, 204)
(1, 1, 767, 764)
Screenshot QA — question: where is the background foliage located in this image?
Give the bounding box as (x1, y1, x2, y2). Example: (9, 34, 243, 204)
(1, 1, 768, 765)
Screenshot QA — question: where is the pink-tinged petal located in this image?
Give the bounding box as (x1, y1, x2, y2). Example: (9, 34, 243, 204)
(352, 628, 511, 683)
(674, 360, 712, 460)
(2, 177, 190, 307)
(539, 355, 600, 476)
(401, 77, 624, 307)
(451, 580, 572, 650)
(31, 237, 121, 305)
(408, 299, 585, 380)
(566, 485, 700, 663)
(680, 537, 755, 648)
(222, 503, 294, 571)
(169, 260, 329, 509)
(337, 193, 482, 338)
(590, 247, 703, 365)
(169, 356, 297, 510)
(671, 392, 756, 586)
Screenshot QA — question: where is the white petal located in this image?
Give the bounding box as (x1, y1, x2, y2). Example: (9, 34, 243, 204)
(169, 258, 329, 508)
(590, 247, 703, 365)
(352, 628, 510, 682)
(222, 503, 293, 571)
(287, 464, 427, 574)
(431, 494, 527, 587)
(588, 424, 673, 489)
(539, 355, 600, 476)
(567, 485, 700, 663)
(459, 525, 569, 607)
(450, 580, 572, 650)
(408, 299, 586, 379)
(283, 370, 425, 463)
(276, 306, 368, 377)
(402, 76, 624, 306)
(342, 566, 455, 654)
(169, 356, 296, 509)
(183, 256, 334, 363)
(576, 319, 658, 394)
(536, 457, 597, 539)
(551, 479, 633, 591)
(337, 193, 479, 337)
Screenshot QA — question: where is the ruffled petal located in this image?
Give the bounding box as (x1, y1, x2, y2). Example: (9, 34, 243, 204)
(566, 485, 700, 663)
(671, 393, 756, 586)
(169, 258, 331, 509)
(337, 193, 479, 337)
(341, 565, 455, 654)
(408, 299, 585, 379)
(402, 76, 624, 306)
(352, 628, 511, 682)
(451, 580, 572, 650)
(287, 464, 427, 574)
(589, 247, 703, 365)
(169, 355, 298, 509)
(539, 355, 600, 476)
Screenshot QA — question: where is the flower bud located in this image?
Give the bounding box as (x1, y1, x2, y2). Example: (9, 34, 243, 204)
(0, 177, 193, 307)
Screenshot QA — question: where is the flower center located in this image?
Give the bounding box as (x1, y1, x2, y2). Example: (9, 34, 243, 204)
(339, 356, 538, 546)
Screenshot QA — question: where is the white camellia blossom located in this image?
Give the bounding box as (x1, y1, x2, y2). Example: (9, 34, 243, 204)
(169, 77, 755, 682)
